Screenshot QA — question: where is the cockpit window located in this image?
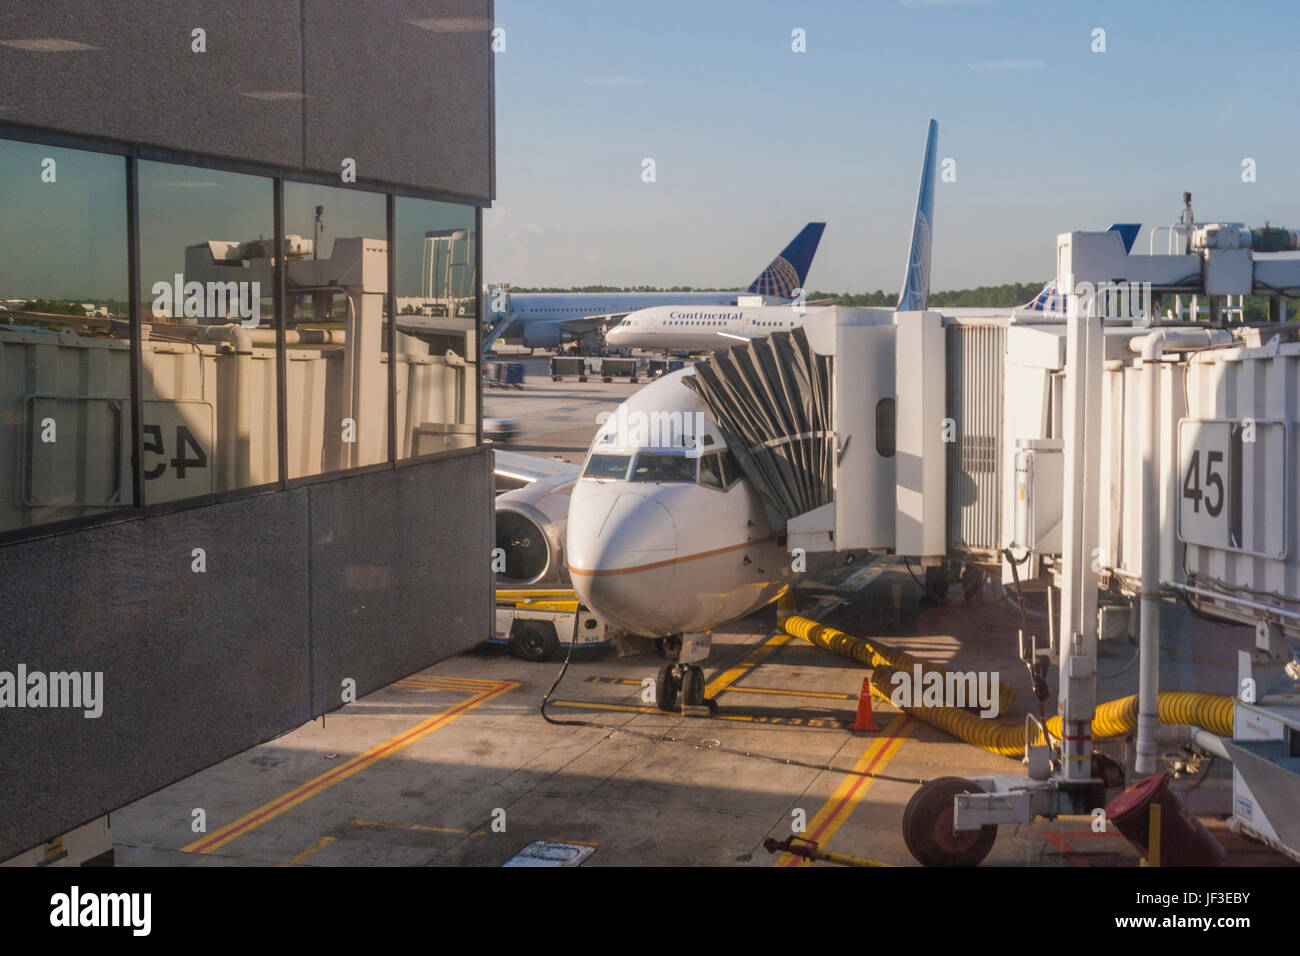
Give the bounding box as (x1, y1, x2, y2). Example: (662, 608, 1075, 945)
(699, 452, 724, 489)
(583, 454, 632, 479)
(718, 449, 740, 487)
(700, 449, 741, 489)
(630, 453, 697, 483)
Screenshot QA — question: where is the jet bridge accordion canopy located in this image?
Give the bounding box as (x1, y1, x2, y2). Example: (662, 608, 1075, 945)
(684, 327, 834, 528)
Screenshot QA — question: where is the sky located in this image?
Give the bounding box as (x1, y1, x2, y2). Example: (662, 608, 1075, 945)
(486, 0, 1300, 293)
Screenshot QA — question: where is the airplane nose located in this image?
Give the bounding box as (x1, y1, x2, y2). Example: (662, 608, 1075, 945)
(567, 488, 677, 633)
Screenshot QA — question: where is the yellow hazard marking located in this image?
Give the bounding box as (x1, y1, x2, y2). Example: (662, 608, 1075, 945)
(182, 679, 518, 855)
(585, 675, 852, 701)
(705, 631, 791, 699)
(279, 835, 336, 866)
(350, 818, 479, 835)
(775, 714, 913, 867)
(550, 699, 849, 728)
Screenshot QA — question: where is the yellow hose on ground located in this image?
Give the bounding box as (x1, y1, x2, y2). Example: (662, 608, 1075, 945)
(782, 615, 1015, 713)
(783, 617, 1235, 760)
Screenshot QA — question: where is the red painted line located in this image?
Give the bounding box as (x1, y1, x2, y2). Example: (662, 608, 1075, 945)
(781, 717, 912, 866)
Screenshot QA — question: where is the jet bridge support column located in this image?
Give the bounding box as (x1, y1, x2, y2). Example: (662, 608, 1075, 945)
(1057, 279, 1104, 789)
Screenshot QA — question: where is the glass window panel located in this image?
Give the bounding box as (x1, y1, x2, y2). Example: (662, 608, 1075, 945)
(0, 139, 130, 532)
(393, 196, 477, 458)
(631, 453, 696, 483)
(582, 454, 631, 480)
(138, 161, 277, 503)
(699, 452, 723, 489)
(283, 182, 388, 475)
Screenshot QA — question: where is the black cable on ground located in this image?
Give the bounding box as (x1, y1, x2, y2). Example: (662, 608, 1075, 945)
(539, 614, 928, 785)
(902, 557, 927, 593)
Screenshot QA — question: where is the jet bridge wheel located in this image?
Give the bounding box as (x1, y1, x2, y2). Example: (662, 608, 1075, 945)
(902, 777, 997, 867)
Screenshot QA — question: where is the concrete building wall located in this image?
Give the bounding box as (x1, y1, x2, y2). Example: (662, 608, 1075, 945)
(0, 0, 494, 860)
(0, 447, 493, 862)
(0, 0, 494, 200)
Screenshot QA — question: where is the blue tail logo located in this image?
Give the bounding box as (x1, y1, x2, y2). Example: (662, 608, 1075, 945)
(1021, 223, 1141, 312)
(746, 222, 826, 297)
(897, 119, 938, 312)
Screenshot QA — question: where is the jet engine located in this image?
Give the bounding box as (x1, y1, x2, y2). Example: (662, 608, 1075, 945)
(494, 473, 574, 586)
(521, 321, 565, 350)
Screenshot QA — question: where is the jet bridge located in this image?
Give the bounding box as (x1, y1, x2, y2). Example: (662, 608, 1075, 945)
(684, 306, 954, 564)
(684, 214, 1300, 862)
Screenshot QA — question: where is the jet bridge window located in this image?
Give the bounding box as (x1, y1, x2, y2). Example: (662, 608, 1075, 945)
(583, 454, 632, 479)
(631, 453, 697, 483)
(876, 397, 896, 458)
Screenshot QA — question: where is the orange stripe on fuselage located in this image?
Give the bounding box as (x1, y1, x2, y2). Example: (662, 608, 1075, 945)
(568, 535, 776, 577)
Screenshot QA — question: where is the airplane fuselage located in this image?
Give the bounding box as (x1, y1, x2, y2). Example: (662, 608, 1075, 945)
(490, 291, 741, 345)
(605, 304, 829, 351)
(566, 369, 794, 636)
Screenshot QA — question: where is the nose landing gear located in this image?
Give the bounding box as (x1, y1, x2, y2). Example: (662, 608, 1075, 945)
(654, 661, 707, 712)
(654, 632, 711, 714)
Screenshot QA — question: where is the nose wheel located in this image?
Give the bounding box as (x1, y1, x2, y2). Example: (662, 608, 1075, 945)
(654, 662, 707, 712)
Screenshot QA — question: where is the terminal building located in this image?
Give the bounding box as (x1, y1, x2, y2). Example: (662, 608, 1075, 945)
(0, 1, 495, 863)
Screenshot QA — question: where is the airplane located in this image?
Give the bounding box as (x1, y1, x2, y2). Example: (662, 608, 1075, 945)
(483, 222, 826, 351)
(493, 120, 939, 711)
(604, 121, 938, 352)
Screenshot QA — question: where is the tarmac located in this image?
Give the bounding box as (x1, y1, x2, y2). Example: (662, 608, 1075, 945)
(110, 352, 1296, 867)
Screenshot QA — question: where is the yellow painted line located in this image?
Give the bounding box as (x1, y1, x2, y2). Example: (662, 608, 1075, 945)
(775, 714, 913, 867)
(279, 835, 335, 866)
(182, 680, 519, 855)
(705, 631, 791, 699)
(394, 678, 502, 692)
(350, 818, 476, 835)
(401, 674, 504, 687)
(722, 684, 851, 700)
(550, 700, 846, 728)
(552, 700, 662, 716)
(587, 676, 852, 701)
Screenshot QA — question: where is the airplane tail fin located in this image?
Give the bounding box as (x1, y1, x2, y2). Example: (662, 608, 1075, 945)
(1020, 222, 1142, 312)
(746, 222, 826, 297)
(896, 119, 939, 312)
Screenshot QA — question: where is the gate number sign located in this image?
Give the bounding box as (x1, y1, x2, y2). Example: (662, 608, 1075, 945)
(1178, 418, 1287, 559)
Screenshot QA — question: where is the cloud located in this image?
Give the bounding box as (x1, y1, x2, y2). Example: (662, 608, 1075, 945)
(965, 59, 1045, 70)
(582, 76, 646, 87)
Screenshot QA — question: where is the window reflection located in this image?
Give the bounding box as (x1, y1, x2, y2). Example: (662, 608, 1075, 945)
(394, 196, 477, 458)
(138, 161, 277, 502)
(0, 140, 130, 532)
(283, 183, 388, 475)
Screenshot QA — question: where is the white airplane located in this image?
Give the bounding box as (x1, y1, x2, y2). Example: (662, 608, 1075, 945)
(493, 121, 939, 710)
(484, 222, 825, 351)
(604, 121, 939, 353)
(603, 303, 831, 352)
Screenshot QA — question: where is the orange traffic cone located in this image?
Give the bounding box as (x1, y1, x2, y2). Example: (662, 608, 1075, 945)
(851, 678, 877, 732)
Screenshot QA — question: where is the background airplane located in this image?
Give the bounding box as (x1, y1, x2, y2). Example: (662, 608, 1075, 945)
(484, 222, 825, 350)
(605, 120, 938, 352)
